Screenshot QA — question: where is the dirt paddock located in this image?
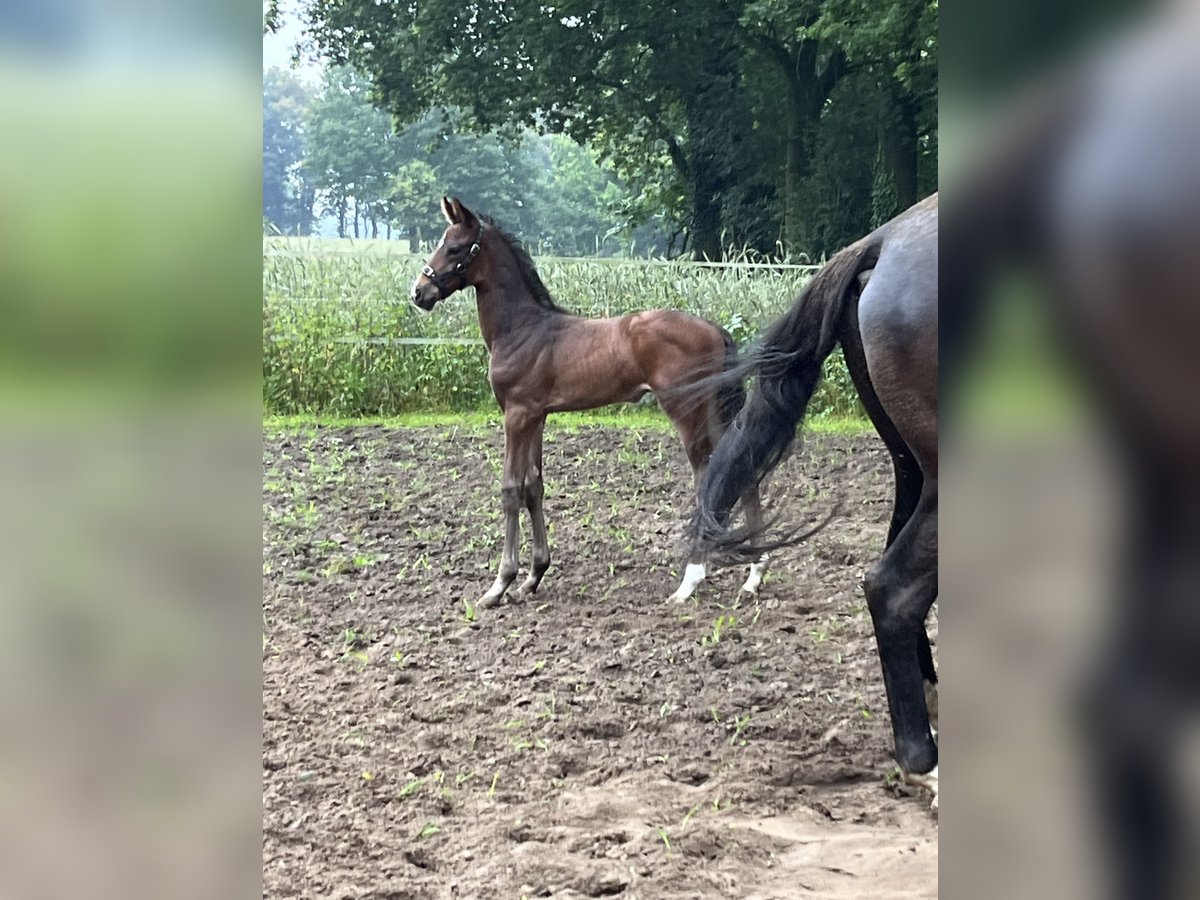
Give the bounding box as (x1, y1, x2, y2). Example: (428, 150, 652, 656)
(263, 423, 938, 899)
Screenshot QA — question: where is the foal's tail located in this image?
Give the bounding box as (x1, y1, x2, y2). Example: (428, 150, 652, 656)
(694, 237, 879, 556)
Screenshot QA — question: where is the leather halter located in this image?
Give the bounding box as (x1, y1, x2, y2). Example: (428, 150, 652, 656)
(420, 235, 482, 298)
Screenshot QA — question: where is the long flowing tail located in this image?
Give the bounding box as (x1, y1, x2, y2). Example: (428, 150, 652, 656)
(693, 238, 877, 556)
(714, 327, 745, 428)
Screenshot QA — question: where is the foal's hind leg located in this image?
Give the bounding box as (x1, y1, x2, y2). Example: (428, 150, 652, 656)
(663, 398, 715, 602)
(738, 487, 769, 595)
(519, 420, 550, 595)
(862, 483, 939, 809)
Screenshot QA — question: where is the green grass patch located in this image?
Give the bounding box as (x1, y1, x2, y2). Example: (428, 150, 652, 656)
(263, 408, 871, 435)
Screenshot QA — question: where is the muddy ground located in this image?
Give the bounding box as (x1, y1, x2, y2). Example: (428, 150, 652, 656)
(263, 423, 937, 899)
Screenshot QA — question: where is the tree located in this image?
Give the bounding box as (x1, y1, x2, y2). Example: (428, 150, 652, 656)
(304, 67, 402, 238)
(738, 1, 848, 251)
(813, 0, 938, 216)
(303, 0, 775, 258)
(531, 136, 627, 255)
(263, 67, 315, 234)
(735, 0, 937, 252)
(387, 160, 441, 248)
(302, 0, 935, 259)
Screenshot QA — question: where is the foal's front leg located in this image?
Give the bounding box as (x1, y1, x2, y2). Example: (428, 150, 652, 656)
(519, 419, 551, 595)
(479, 409, 533, 608)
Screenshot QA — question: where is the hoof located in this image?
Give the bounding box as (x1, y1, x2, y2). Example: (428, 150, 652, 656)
(671, 562, 706, 603)
(740, 555, 768, 595)
(478, 573, 515, 609)
(904, 764, 938, 814)
(478, 591, 504, 609)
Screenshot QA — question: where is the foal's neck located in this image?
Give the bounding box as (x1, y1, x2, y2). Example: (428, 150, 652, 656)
(472, 233, 559, 351)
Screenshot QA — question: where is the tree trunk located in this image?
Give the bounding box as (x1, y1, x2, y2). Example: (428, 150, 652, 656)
(781, 43, 826, 253)
(769, 40, 844, 254)
(687, 114, 723, 261)
(683, 32, 740, 260)
(299, 184, 316, 236)
(337, 196, 347, 238)
(385, 222, 391, 240)
(353, 199, 360, 239)
(879, 84, 919, 213)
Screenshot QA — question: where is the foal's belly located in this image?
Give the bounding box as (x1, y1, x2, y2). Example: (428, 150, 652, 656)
(546, 381, 651, 414)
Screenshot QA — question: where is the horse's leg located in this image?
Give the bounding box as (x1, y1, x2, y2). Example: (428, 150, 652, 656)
(664, 398, 714, 602)
(920, 631, 939, 735)
(519, 418, 550, 595)
(841, 300, 940, 739)
(862, 482, 939, 809)
(479, 408, 534, 608)
(695, 404, 768, 597)
(738, 486, 769, 594)
(889, 451, 938, 732)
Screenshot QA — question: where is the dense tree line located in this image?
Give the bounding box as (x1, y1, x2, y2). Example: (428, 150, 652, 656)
(266, 0, 936, 259)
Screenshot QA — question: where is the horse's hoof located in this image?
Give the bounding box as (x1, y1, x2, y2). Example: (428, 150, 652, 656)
(518, 578, 540, 596)
(904, 764, 938, 815)
(669, 583, 697, 603)
(671, 563, 706, 603)
(740, 557, 767, 595)
(478, 592, 503, 609)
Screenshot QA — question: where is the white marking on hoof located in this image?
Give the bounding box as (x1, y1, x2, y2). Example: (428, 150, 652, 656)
(904, 764, 939, 812)
(670, 563, 706, 602)
(740, 553, 769, 594)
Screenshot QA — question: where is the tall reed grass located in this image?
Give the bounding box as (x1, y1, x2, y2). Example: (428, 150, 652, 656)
(263, 238, 863, 419)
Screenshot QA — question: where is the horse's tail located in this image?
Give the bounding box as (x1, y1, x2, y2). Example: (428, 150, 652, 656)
(714, 327, 745, 428)
(694, 238, 878, 555)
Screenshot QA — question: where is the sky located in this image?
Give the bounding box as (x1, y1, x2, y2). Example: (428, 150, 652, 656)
(263, 0, 323, 84)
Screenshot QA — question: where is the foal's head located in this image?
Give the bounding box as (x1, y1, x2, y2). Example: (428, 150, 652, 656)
(410, 196, 484, 310)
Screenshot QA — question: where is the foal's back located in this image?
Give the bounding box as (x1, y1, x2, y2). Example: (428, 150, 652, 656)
(507, 309, 727, 415)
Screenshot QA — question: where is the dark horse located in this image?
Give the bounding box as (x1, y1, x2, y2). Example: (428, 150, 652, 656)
(410, 196, 765, 607)
(944, 13, 1200, 895)
(691, 194, 939, 807)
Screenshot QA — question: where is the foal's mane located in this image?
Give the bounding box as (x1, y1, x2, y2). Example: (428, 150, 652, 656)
(479, 214, 569, 314)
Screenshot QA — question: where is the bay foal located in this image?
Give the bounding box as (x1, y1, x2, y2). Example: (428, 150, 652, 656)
(410, 196, 764, 607)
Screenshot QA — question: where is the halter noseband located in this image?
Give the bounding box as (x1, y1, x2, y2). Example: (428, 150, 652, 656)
(420, 236, 482, 297)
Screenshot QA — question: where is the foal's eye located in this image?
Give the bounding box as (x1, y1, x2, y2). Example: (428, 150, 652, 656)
(447, 244, 464, 254)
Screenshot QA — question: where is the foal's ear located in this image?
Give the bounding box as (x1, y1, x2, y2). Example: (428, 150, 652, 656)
(440, 195, 459, 225)
(450, 197, 479, 228)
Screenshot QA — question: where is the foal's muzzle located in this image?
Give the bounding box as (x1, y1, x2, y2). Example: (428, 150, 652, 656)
(410, 280, 442, 311)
